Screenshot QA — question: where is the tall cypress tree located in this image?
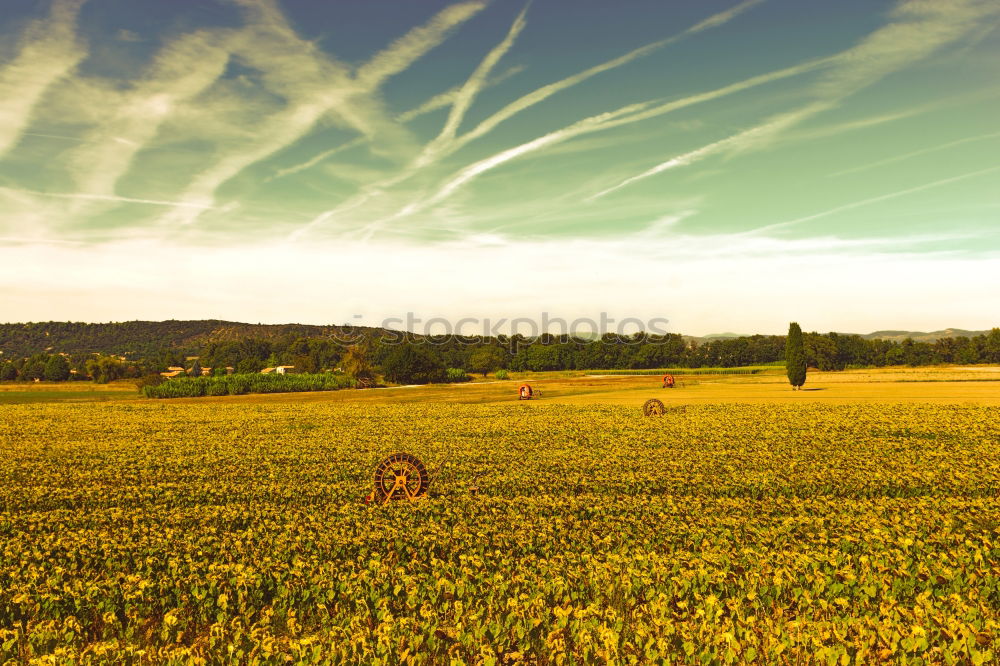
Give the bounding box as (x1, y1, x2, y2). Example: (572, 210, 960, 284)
(786, 322, 807, 390)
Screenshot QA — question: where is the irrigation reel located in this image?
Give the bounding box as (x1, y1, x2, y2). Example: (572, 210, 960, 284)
(662, 374, 688, 389)
(642, 398, 665, 416)
(518, 383, 537, 400)
(364, 452, 430, 504)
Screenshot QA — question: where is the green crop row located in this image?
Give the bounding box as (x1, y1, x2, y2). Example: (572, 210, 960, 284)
(141, 372, 356, 398)
(591, 367, 769, 376)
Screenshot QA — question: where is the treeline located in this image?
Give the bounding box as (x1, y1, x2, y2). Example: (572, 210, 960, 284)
(509, 330, 1000, 370)
(195, 328, 1000, 376)
(800, 330, 1000, 370)
(3, 327, 1000, 384)
(0, 353, 152, 383)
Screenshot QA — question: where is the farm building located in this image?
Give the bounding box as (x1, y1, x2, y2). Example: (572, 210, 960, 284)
(261, 366, 297, 375)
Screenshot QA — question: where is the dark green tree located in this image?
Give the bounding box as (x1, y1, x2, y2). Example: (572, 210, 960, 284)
(235, 357, 264, 374)
(785, 322, 807, 389)
(342, 344, 375, 386)
(188, 360, 202, 377)
(22, 355, 46, 381)
(382, 344, 446, 385)
(86, 356, 125, 384)
(984, 328, 1000, 364)
(44, 354, 71, 382)
(0, 362, 17, 381)
(467, 346, 506, 376)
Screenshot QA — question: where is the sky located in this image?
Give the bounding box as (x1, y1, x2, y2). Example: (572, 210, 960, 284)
(0, 0, 998, 336)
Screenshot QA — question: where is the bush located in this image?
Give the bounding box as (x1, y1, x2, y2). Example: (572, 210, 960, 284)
(445, 368, 470, 383)
(495, 369, 510, 380)
(135, 374, 165, 392)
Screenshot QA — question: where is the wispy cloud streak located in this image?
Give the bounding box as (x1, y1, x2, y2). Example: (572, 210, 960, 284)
(355, 2, 486, 88)
(415, 4, 529, 168)
(396, 66, 525, 124)
(297, 0, 771, 236)
(0, 0, 86, 158)
(589, 0, 1000, 199)
(829, 131, 1000, 177)
(67, 29, 235, 199)
(443, 0, 765, 161)
(755, 165, 1000, 234)
(160, 0, 486, 227)
(0, 187, 221, 209)
(400, 57, 830, 219)
(274, 63, 528, 182)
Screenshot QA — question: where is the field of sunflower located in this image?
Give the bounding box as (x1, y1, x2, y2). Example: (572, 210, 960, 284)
(1, 400, 999, 664)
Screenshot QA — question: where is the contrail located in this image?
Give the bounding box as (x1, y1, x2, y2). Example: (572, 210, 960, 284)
(0, 0, 87, 159)
(587, 104, 821, 200)
(398, 57, 831, 219)
(273, 65, 528, 182)
(396, 65, 525, 123)
(1, 188, 220, 209)
(295, 0, 768, 238)
(754, 165, 1000, 234)
(161, 0, 486, 227)
(588, 0, 1000, 199)
(448, 0, 765, 157)
(417, 3, 530, 167)
(829, 132, 1000, 178)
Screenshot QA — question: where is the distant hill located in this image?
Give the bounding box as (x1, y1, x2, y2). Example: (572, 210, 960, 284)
(699, 332, 748, 340)
(0, 320, 378, 359)
(855, 329, 991, 343)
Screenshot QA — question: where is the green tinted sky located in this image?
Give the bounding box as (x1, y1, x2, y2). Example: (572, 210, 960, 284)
(0, 0, 998, 334)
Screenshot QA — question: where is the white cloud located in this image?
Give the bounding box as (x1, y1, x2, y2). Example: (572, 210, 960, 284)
(1, 233, 996, 335)
(447, 0, 764, 157)
(395, 65, 525, 124)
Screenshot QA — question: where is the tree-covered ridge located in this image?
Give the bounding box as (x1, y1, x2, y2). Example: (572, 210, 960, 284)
(0, 320, 375, 360)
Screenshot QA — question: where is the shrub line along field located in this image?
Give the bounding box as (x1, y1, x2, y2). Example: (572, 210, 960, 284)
(1, 368, 999, 663)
